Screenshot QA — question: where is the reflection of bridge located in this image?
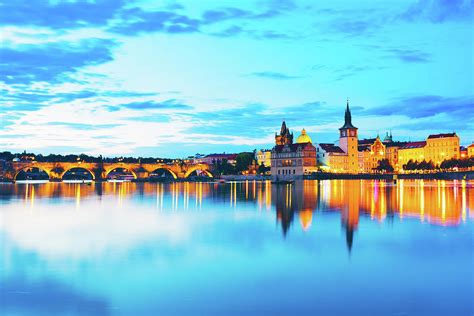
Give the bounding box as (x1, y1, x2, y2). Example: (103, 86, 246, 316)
(3, 161, 212, 182)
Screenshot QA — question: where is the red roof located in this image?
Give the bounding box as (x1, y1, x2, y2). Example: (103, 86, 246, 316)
(427, 133, 457, 139)
(468, 143, 474, 148)
(401, 141, 426, 149)
(319, 143, 345, 153)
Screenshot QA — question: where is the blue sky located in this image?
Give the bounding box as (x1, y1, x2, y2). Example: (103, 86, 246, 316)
(0, 0, 473, 158)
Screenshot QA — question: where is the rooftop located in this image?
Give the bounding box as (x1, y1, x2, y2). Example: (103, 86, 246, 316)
(319, 143, 345, 154)
(427, 133, 457, 139)
(400, 141, 427, 149)
(273, 142, 314, 153)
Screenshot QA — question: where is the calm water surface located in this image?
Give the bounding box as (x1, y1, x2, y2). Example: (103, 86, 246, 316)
(0, 180, 473, 316)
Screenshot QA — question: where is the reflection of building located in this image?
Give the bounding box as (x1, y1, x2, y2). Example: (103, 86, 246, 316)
(272, 181, 320, 235)
(271, 122, 317, 180)
(255, 149, 272, 167)
(316, 101, 359, 173)
(398, 133, 460, 167)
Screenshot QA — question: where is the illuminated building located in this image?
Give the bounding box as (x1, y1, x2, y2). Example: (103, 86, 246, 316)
(197, 153, 237, 166)
(467, 143, 474, 157)
(316, 101, 359, 173)
(425, 133, 460, 164)
(316, 143, 346, 172)
(398, 133, 460, 168)
(255, 149, 272, 167)
(358, 135, 407, 172)
(271, 121, 317, 180)
(358, 136, 386, 173)
(398, 141, 427, 168)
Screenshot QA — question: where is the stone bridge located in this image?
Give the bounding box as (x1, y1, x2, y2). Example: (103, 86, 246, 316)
(2, 161, 212, 182)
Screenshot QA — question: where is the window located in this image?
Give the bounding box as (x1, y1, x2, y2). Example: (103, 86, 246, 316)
(293, 169, 295, 174)
(278, 170, 280, 175)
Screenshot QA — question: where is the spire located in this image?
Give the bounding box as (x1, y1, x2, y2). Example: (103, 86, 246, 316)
(280, 121, 287, 135)
(340, 99, 357, 130)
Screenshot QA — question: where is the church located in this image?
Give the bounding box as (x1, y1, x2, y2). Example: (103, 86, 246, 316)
(270, 122, 317, 180)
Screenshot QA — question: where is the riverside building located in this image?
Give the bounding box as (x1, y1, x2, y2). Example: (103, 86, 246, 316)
(270, 122, 317, 180)
(316, 101, 359, 173)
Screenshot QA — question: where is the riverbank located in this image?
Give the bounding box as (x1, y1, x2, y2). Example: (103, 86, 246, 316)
(2, 171, 473, 183)
(306, 171, 474, 180)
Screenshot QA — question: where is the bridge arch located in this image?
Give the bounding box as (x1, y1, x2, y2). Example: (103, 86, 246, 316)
(104, 167, 138, 179)
(61, 167, 96, 180)
(184, 166, 213, 178)
(14, 165, 51, 181)
(149, 167, 178, 180)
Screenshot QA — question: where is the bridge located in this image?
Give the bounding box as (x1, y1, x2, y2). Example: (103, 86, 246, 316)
(2, 161, 212, 182)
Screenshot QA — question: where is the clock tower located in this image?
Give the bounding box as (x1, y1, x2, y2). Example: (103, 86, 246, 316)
(339, 100, 359, 173)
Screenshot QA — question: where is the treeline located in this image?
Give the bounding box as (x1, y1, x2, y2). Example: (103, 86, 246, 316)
(0, 151, 174, 164)
(211, 152, 266, 175)
(403, 158, 474, 171)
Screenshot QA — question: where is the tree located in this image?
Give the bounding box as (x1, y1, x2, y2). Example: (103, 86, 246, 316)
(376, 159, 394, 173)
(235, 152, 255, 174)
(257, 163, 270, 175)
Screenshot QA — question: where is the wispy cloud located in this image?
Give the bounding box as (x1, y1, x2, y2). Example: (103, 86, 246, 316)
(364, 95, 474, 119)
(45, 122, 122, 130)
(399, 0, 474, 23)
(248, 71, 302, 80)
(384, 48, 431, 63)
(107, 99, 193, 111)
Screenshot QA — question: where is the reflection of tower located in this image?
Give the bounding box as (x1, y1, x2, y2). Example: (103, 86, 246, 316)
(273, 184, 295, 236)
(340, 180, 360, 252)
(339, 100, 358, 173)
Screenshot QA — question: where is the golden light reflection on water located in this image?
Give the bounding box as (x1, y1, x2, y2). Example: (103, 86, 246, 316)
(3, 180, 473, 233)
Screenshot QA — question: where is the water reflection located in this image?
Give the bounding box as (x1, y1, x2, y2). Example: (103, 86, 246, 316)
(2, 180, 472, 243)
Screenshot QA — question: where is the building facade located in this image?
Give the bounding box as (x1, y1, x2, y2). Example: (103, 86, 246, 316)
(255, 149, 272, 167)
(195, 153, 238, 166)
(271, 122, 316, 180)
(468, 144, 474, 157)
(398, 133, 460, 168)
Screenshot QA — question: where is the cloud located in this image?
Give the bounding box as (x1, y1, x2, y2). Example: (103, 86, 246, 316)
(0, 0, 125, 28)
(249, 71, 302, 80)
(328, 19, 381, 37)
(109, 8, 200, 35)
(202, 7, 253, 23)
(0, 39, 116, 84)
(109, 99, 193, 111)
(45, 122, 122, 130)
(110, 1, 298, 37)
(400, 0, 474, 23)
(384, 48, 431, 63)
(364, 95, 474, 119)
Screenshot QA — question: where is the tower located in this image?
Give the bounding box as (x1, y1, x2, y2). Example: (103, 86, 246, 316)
(339, 100, 358, 173)
(275, 121, 293, 145)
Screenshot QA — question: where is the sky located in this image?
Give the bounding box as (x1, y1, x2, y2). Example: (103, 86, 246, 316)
(0, 0, 473, 158)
